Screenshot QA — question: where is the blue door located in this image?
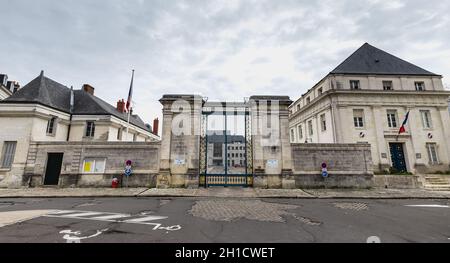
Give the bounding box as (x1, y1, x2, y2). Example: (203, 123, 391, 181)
(389, 143, 407, 173)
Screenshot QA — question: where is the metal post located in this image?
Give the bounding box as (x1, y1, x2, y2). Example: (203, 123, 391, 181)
(245, 109, 248, 187)
(205, 115, 209, 188)
(224, 111, 228, 186)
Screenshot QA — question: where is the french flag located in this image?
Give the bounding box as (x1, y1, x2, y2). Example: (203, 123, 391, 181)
(126, 70, 134, 112)
(398, 111, 410, 135)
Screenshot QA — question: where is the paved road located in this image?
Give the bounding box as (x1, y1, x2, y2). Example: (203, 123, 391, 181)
(0, 197, 449, 243)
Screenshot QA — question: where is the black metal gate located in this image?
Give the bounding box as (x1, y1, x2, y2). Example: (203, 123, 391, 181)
(199, 103, 253, 187)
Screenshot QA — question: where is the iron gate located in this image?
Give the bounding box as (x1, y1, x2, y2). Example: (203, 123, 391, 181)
(199, 103, 253, 187)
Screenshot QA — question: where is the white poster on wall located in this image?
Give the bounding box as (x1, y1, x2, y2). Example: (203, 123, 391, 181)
(267, 159, 279, 168)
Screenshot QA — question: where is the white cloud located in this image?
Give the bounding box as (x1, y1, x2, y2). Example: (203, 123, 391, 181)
(0, 0, 449, 128)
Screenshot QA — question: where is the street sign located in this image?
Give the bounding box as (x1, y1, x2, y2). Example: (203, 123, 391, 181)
(124, 160, 133, 188)
(322, 163, 328, 178)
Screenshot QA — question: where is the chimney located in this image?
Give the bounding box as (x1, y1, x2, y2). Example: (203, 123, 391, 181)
(82, 84, 95, 95)
(117, 99, 126, 113)
(153, 118, 159, 136)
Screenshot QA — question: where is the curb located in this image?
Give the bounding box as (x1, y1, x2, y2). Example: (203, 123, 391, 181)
(1, 194, 449, 199)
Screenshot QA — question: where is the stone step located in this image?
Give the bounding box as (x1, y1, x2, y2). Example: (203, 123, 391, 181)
(425, 181, 448, 185)
(424, 185, 450, 191)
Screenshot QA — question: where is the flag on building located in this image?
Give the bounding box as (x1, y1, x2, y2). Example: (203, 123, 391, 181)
(126, 70, 134, 112)
(398, 111, 410, 135)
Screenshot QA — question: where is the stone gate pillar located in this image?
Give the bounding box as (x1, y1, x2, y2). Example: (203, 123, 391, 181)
(249, 96, 293, 188)
(158, 95, 204, 188)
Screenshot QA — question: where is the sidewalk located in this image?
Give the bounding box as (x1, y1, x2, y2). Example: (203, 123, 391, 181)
(0, 187, 449, 199)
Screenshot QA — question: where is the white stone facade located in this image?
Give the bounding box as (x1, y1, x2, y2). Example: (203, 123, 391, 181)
(289, 74, 450, 174)
(0, 104, 158, 188)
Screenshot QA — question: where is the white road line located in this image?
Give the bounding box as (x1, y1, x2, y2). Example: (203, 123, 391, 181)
(42, 210, 181, 231)
(405, 205, 449, 208)
(48, 210, 81, 215)
(90, 214, 132, 220)
(59, 212, 104, 217)
(123, 216, 168, 223)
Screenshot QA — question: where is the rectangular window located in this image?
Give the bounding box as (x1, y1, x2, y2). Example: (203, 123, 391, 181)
(426, 143, 439, 164)
(297, 105, 300, 111)
(117, 128, 123, 140)
(290, 129, 295, 142)
(46, 117, 57, 135)
(320, 114, 327, 132)
(306, 97, 311, 105)
(353, 109, 364, 128)
(350, 80, 360, 90)
(297, 125, 303, 140)
(318, 87, 323, 96)
(415, 82, 425, 91)
(213, 143, 222, 157)
(85, 121, 95, 137)
(387, 110, 398, 128)
(336, 81, 343, 89)
(82, 158, 106, 174)
(383, 81, 393, 90)
(308, 120, 313, 136)
(420, 110, 432, 129)
(1, 141, 17, 168)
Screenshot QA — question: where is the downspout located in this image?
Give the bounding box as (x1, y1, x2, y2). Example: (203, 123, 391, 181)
(67, 86, 74, 141)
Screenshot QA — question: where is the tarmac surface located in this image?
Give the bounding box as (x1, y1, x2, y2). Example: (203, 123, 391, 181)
(0, 196, 449, 243)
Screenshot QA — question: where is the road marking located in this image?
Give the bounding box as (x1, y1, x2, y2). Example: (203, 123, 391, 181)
(367, 236, 381, 243)
(90, 214, 132, 220)
(44, 210, 182, 231)
(405, 205, 449, 208)
(60, 229, 109, 243)
(123, 216, 168, 223)
(61, 212, 103, 217)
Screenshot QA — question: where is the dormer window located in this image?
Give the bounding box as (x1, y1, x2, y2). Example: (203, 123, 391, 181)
(350, 80, 360, 90)
(46, 117, 57, 136)
(306, 97, 311, 104)
(297, 105, 300, 111)
(318, 87, 323, 96)
(383, 81, 393, 90)
(415, 82, 425, 91)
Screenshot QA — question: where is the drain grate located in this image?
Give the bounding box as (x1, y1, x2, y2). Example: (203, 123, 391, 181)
(333, 202, 368, 211)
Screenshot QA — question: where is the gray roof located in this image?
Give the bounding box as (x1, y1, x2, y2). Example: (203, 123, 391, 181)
(1, 71, 151, 132)
(331, 43, 440, 76)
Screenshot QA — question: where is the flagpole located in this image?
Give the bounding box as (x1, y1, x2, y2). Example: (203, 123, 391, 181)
(126, 69, 134, 141)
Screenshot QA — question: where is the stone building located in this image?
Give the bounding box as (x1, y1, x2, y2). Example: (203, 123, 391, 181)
(289, 43, 450, 174)
(206, 131, 246, 171)
(0, 71, 160, 187)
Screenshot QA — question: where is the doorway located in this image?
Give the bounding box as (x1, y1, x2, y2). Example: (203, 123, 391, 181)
(199, 103, 253, 187)
(389, 143, 407, 173)
(44, 153, 64, 186)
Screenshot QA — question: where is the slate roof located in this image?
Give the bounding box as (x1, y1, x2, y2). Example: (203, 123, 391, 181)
(1, 71, 151, 132)
(330, 43, 440, 76)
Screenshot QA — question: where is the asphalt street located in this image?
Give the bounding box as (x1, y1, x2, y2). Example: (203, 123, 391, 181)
(0, 197, 449, 243)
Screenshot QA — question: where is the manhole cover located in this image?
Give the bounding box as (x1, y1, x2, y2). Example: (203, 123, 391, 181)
(333, 202, 368, 211)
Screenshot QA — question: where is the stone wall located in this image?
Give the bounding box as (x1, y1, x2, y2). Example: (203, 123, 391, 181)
(24, 141, 160, 188)
(288, 143, 374, 189)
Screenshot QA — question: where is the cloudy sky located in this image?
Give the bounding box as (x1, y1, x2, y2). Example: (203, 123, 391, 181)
(1, 0, 450, 128)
